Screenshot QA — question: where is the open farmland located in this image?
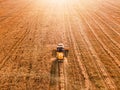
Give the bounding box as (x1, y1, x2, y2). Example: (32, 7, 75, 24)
(0, 0, 120, 89)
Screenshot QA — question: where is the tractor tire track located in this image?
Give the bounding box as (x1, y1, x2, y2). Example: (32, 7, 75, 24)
(95, 11, 120, 32)
(92, 12, 120, 48)
(0, 27, 30, 70)
(86, 11, 120, 56)
(79, 11, 120, 68)
(58, 59, 68, 90)
(73, 9, 117, 89)
(74, 1, 120, 68)
(0, 0, 41, 61)
(64, 7, 85, 90)
(93, 12, 120, 36)
(68, 8, 112, 89)
(0, 7, 40, 69)
(66, 7, 92, 90)
(87, 12, 120, 60)
(102, 0, 120, 11)
(0, 0, 33, 22)
(96, 10, 120, 32)
(0, 0, 34, 45)
(98, 4, 120, 19)
(58, 62, 65, 90)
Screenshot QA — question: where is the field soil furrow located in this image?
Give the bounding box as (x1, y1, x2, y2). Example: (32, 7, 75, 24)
(78, 19, 116, 89)
(67, 6, 93, 89)
(75, 9, 119, 86)
(69, 8, 116, 89)
(98, 5, 120, 20)
(94, 12, 120, 36)
(102, 0, 120, 11)
(81, 11, 120, 60)
(96, 11, 120, 33)
(84, 12, 120, 67)
(88, 13, 120, 60)
(0, 0, 120, 89)
(73, 8, 117, 89)
(0, 0, 33, 22)
(0, 0, 35, 38)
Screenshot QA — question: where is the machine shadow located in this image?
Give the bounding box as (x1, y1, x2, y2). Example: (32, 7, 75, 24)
(49, 59, 59, 86)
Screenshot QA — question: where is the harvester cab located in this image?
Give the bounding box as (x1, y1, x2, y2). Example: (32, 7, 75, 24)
(52, 43, 69, 62)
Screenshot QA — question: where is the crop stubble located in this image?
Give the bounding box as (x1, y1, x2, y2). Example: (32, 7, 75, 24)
(0, 0, 120, 89)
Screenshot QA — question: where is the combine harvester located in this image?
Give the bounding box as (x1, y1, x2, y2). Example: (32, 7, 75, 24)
(52, 43, 69, 89)
(52, 43, 69, 62)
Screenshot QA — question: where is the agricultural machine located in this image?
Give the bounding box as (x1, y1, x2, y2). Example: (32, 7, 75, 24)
(52, 43, 69, 62)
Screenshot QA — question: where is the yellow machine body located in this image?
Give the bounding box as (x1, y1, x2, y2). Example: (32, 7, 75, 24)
(56, 52, 64, 60)
(52, 43, 69, 62)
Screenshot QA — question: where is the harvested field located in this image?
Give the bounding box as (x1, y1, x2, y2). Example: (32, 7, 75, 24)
(0, 0, 120, 90)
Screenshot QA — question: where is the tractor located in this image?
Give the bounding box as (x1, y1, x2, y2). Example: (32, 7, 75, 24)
(52, 43, 69, 62)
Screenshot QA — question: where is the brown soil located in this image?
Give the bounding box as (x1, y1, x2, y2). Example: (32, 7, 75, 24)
(0, 0, 120, 90)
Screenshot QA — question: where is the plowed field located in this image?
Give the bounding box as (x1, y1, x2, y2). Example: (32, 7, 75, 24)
(0, 0, 120, 90)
